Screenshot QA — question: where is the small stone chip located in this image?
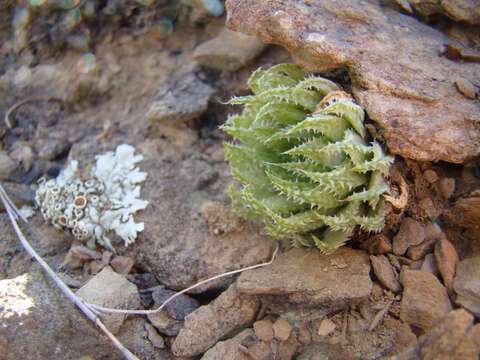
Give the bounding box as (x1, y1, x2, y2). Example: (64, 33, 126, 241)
(317, 318, 336, 336)
(455, 78, 477, 99)
(110, 256, 135, 275)
(145, 322, 165, 349)
(272, 318, 292, 341)
(439, 178, 455, 199)
(254, 319, 274, 342)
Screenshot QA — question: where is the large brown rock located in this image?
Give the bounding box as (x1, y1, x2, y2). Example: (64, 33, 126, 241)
(226, 0, 480, 163)
(237, 248, 372, 311)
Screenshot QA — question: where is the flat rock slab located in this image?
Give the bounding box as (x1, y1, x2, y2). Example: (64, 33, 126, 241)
(226, 0, 480, 163)
(237, 247, 372, 311)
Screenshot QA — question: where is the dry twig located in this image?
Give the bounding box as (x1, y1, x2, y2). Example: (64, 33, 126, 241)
(0, 183, 280, 358)
(0, 183, 140, 360)
(384, 174, 409, 210)
(88, 244, 279, 316)
(4, 97, 64, 129)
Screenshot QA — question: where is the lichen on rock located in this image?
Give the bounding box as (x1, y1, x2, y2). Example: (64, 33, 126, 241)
(35, 144, 148, 250)
(223, 64, 393, 253)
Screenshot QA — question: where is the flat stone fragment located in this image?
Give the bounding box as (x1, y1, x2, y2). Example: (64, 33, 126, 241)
(421, 253, 440, 277)
(273, 318, 292, 341)
(151, 285, 200, 320)
(172, 284, 260, 357)
(362, 234, 392, 255)
(393, 218, 426, 256)
(455, 78, 477, 99)
(147, 310, 183, 337)
(406, 238, 437, 261)
(434, 237, 458, 292)
(225, 0, 480, 163)
(193, 28, 266, 71)
(253, 319, 274, 342)
(146, 66, 215, 124)
(201, 329, 254, 360)
(370, 255, 402, 293)
(76, 266, 141, 334)
(399, 269, 452, 331)
(453, 256, 480, 316)
(237, 248, 372, 311)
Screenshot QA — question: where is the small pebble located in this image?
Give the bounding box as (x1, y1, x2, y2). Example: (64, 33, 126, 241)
(455, 78, 477, 99)
(145, 322, 165, 349)
(317, 318, 336, 336)
(88, 260, 105, 274)
(272, 318, 292, 341)
(254, 319, 274, 342)
(418, 197, 440, 220)
(364, 234, 392, 255)
(110, 255, 135, 275)
(439, 177, 455, 199)
(424, 169, 438, 183)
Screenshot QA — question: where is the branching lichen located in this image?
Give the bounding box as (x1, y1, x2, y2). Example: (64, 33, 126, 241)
(35, 144, 148, 251)
(222, 64, 393, 254)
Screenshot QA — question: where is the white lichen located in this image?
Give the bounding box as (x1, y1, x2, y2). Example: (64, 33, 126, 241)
(35, 144, 148, 251)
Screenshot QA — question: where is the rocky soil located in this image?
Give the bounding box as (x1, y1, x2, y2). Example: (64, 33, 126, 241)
(0, 0, 479, 359)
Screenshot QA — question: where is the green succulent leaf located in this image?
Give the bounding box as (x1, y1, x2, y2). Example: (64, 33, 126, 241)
(222, 63, 393, 253)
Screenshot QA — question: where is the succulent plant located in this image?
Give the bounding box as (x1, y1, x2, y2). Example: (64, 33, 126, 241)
(222, 64, 393, 254)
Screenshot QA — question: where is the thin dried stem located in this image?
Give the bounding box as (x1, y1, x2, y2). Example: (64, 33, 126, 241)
(0, 183, 139, 360)
(384, 174, 408, 210)
(0, 182, 280, 358)
(89, 244, 280, 316)
(4, 97, 63, 129)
